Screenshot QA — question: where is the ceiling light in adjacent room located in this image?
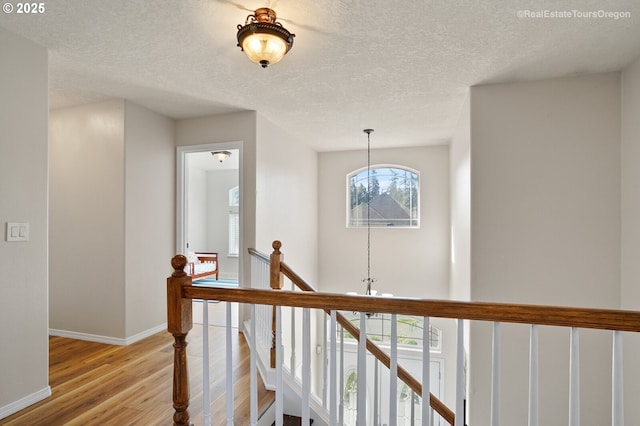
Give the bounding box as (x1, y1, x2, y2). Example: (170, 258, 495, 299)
(211, 151, 232, 163)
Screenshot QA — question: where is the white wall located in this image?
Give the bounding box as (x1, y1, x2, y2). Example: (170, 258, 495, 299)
(255, 113, 320, 393)
(318, 146, 450, 298)
(49, 99, 126, 338)
(450, 94, 471, 302)
(176, 111, 257, 288)
(123, 101, 175, 338)
(621, 55, 640, 422)
(449, 94, 471, 417)
(469, 73, 621, 426)
(0, 27, 50, 418)
(187, 164, 207, 251)
(206, 169, 239, 277)
(255, 114, 318, 283)
(50, 99, 174, 341)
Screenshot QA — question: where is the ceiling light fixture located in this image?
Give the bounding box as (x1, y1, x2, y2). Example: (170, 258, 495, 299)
(211, 151, 232, 163)
(236, 7, 295, 68)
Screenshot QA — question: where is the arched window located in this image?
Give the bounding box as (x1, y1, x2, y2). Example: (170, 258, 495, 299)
(344, 370, 358, 425)
(347, 165, 419, 228)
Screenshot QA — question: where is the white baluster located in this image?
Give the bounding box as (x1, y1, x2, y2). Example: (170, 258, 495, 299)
(411, 390, 416, 425)
(203, 300, 211, 426)
(374, 359, 379, 426)
(291, 281, 297, 377)
(491, 322, 501, 426)
(569, 328, 580, 426)
(528, 325, 539, 426)
(323, 311, 328, 408)
(276, 306, 283, 426)
(302, 308, 311, 424)
(250, 304, 258, 426)
(330, 310, 338, 426)
(390, 313, 398, 426)
(422, 317, 431, 426)
(455, 319, 464, 426)
(612, 331, 624, 426)
(357, 312, 367, 426)
(226, 302, 234, 426)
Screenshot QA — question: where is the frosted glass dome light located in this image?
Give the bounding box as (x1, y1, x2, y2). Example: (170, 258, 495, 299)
(237, 8, 295, 68)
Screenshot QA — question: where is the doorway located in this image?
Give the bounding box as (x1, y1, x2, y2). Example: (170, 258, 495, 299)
(176, 143, 242, 327)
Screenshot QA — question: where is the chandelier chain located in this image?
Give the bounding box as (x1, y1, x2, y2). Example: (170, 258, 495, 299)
(364, 129, 374, 295)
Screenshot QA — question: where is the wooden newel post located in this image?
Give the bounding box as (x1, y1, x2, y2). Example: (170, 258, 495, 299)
(269, 240, 284, 368)
(167, 255, 193, 426)
(270, 240, 284, 290)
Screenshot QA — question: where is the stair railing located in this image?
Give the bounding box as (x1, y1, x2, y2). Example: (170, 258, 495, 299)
(168, 242, 640, 426)
(252, 241, 455, 425)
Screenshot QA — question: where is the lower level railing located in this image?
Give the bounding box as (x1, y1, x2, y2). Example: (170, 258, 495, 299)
(249, 244, 454, 425)
(168, 243, 640, 426)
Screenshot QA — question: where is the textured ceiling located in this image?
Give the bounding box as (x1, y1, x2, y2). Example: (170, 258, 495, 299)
(2, 0, 640, 151)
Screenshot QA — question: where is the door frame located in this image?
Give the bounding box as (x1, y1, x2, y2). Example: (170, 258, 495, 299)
(176, 141, 244, 285)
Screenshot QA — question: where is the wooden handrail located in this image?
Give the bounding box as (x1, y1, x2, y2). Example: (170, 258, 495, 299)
(173, 247, 640, 425)
(183, 282, 640, 424)
(186, 286, 640, 332)
(246, 241, 640, 424)
(248, 247, 270, 263)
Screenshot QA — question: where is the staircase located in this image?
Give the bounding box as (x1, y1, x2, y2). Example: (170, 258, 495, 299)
(167, 241, 640, 426)
(272, 414, 314, 425)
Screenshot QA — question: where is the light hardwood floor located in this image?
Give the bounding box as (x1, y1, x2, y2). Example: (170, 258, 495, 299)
(1, 323, 274, 426)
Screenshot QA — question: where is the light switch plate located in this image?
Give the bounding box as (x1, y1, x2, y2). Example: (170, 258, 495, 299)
(6, 222, 29, 242)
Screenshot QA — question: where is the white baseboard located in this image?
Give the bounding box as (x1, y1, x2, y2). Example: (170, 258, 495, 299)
(49, 323, 167, 346)
(124, 323, 168, 344)
(0, 386, 51, 420)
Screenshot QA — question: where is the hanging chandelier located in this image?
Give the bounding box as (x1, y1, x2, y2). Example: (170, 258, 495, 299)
(236, 8, 295, 68)
(362, 129, 376, 297)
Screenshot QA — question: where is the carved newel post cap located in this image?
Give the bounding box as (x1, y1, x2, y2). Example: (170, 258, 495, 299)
(171, 255, 188, 277)
(272, 240, 282, 253)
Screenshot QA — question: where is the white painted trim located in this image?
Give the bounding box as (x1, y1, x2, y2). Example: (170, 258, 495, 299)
(0, 386, 51, 420)
(49, 323, 167, 346)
